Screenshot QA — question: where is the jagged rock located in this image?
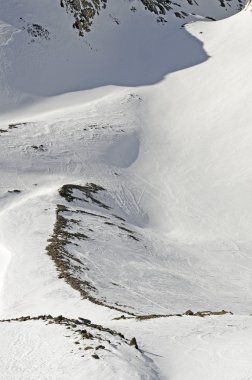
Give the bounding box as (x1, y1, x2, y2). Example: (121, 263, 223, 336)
(92, 354, 100, 359)
(184, 310, 194, 316)
(129, 337, 138, 349)
(61, 0, 107, 36)
(78, 317, 91, 325)
(96, 345, 105, 350)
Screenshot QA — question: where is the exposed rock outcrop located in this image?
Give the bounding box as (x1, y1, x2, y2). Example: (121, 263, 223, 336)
(60, 0, 245, 36)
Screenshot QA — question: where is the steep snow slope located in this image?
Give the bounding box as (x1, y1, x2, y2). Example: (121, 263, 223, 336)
(60, 0, 244, 35)
(139, 9, 252, 242)
(0, 0, 244, 113)
(1, 0, 252, 379)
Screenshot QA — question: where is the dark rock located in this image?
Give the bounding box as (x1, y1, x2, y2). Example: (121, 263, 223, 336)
(96, 345, 105, 350)
(8, 189, 21, 193)
(78, 317, 91, 325)
(92, 354, 100, 359)
(184, 310, 194, 316)
(129, 337, 138, 349)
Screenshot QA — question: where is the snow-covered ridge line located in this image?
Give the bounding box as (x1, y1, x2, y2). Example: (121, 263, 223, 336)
(61, 0, 245, 36)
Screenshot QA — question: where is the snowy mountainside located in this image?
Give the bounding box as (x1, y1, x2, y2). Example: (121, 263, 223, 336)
(61, 0, 244, 35)
(0, 0, 245, 113)
(1, 1, 252, 379)
(1, 82, 252, 317)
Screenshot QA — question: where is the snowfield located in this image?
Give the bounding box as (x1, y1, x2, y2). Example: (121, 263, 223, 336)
(0, 0, 252, 379)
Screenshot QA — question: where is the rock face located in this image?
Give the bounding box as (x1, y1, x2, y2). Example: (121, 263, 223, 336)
(60, 0, 245, 36)
(60, 0, 108, 36)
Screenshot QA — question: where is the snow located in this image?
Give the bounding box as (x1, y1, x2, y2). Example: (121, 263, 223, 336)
(0, 321, 89, 380)
(0, 318, 158, 380)
(110, 315, 252, 380)
(137, 9, 252, 242)
(0, 0, 252, 378)
(0, 0, 242, 112)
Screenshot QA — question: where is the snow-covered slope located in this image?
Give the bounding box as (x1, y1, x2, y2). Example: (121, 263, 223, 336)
(139, 10, 252, 241)
(1, 0, 252, 379)
(0, 0, 244, 113)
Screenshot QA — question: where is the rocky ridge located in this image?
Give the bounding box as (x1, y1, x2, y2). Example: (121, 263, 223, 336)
(60, 0, 245, 36)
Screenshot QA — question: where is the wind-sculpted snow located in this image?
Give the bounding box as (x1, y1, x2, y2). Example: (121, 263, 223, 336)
(0, 88, 251, 316)
(1, 0, 252, 378)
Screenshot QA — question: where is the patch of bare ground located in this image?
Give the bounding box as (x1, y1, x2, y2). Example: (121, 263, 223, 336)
(113, 309, 233, 321)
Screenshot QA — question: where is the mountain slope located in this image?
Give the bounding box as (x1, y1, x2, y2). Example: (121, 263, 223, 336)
(0, 0, 245, 113)
(1, 0, 252, 379)
(60, 0, 244, 35)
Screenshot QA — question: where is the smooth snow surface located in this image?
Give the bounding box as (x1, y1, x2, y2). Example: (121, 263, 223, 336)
(112, 315, 252, 380)
(0, 0, 252, 379)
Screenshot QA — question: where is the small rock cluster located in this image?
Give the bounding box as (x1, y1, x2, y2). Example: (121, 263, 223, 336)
(0, 314, 134, 359)
(113, 309, 233, 321)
